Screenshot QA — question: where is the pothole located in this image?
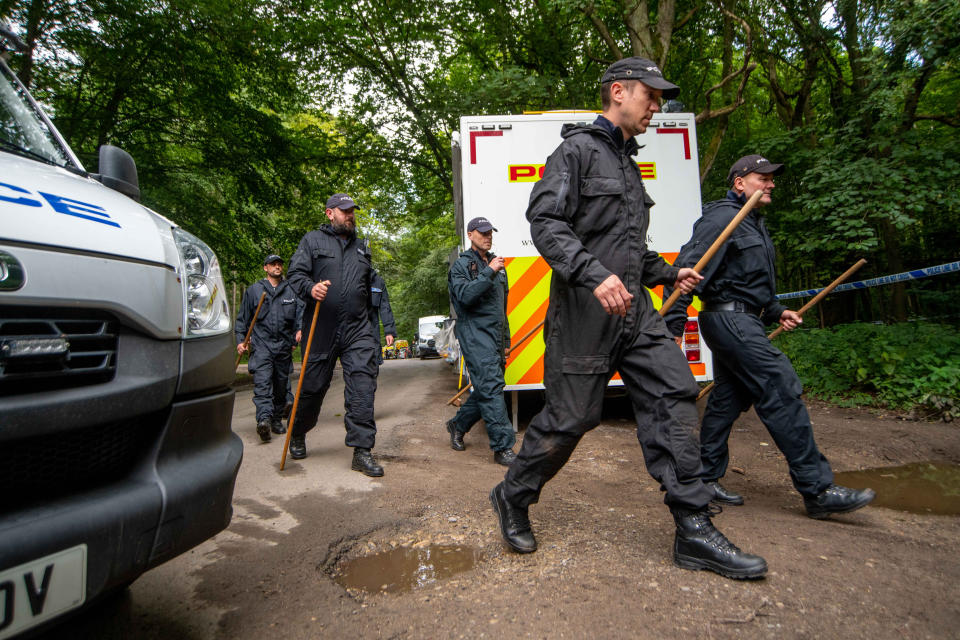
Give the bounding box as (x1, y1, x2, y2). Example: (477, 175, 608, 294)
(833, 462, 960, 515)
(334, 545, 482, 594)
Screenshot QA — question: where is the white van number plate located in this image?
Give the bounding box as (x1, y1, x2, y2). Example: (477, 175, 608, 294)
(0, 545, 87, 639)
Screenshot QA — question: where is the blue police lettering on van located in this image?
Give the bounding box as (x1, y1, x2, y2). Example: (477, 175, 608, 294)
(0, 181, 119, 228)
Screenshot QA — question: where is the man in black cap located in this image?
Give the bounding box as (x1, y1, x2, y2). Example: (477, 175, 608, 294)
(446, 216, 516, 465)
(236, 254, 300, 442)
(489, 57, 768, 580)
(664, 155, 875, 518)
(286, 193, 384, 477)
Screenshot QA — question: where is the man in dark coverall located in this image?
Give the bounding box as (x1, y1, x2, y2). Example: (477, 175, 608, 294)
(370, 270, 397, 365)
(446, 216, 517, 466)
(489, 57, 767, 580)
(664, 155, 875, 518)
(286, 193, 384, 477)
(236, 254, 300, 442)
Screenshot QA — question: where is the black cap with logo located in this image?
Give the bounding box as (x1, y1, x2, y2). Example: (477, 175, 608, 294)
(326, 193, 357, 210)
(264, 254, 283, 265)
(601, 57, 681, 100)
(467, 217, 497, 233)
(726, 155, 785, 186)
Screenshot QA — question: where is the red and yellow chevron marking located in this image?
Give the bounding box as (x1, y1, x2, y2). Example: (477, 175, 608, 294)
(503, 253, 705, 388)
(504, 256, 551, 386)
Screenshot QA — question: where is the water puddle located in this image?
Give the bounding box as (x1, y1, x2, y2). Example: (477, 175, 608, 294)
(334, 545, 481, 594)
(833, 462, 960, 515)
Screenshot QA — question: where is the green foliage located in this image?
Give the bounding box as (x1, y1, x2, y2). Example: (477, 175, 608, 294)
(778, 322, 960, 421)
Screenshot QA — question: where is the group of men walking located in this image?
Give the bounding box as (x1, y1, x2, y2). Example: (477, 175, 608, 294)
(236, 56, 876, 581)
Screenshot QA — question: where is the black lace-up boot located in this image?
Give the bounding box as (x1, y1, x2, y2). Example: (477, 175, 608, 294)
(288, 435, 306, 459)
(672, 506, 767, 580)
(707, 480, 744, 506)
(490, 482, 537, 553)
(446, 419, 465, 451)
(804, 484, 875, 519)
(352, 448, 384, 477)
(256, 418, 272, 442)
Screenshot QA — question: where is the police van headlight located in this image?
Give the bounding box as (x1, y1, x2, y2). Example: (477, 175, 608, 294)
(173, 228, 230, 337)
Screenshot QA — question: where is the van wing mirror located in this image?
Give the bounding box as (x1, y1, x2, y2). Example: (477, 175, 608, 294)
(94, 145, 141, 201)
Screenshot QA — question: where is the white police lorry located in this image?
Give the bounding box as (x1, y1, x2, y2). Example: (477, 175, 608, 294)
(0, 28, 241, 638)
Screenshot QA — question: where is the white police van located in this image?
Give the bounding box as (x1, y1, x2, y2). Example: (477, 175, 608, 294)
(0, 28, 241, 638)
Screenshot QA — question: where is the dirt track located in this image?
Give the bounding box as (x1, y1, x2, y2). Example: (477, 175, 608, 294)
(46, 358, 960, 639)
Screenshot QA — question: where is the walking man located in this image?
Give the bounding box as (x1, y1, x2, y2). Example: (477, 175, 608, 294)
(236, 254, 300, 442)
(664, 155, 875, 517)
(490, 57, 767, 580)
(286, 193, 384, 477)
(446, 217, 517, 466)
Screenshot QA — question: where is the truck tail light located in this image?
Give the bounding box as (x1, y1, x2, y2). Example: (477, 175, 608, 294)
(683, 318, 702, 363)
(686, 349, 701, 362)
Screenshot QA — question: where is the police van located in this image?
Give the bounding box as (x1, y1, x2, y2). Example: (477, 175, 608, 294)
(451, 111, 713, 413)
(0, 30, 241, 637)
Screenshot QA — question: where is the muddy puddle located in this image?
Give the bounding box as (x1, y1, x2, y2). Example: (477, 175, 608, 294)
(335, 545, 482, 594)
(833, 462, 960, 515)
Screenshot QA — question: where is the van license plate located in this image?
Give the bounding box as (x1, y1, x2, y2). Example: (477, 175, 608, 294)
(0, 544, 87, 639)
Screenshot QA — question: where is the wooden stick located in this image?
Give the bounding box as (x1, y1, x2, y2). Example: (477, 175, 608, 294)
(280, 295, 323, 471)
(447, 372, 472, 406)
(506, 320, 545, 357)
(235, 291, 266, 370)
(696, 258, 867, 400)
(659, 189, 764, 317)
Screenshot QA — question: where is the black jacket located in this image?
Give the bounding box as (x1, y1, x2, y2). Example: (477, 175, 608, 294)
(369, 271, 397, 343)
(448, 248, 510, 356)
(287, 225, 376, 358)
(234, 278, 299, 354)
(527, 116, 679, 363)
(664, 190, 787, 336)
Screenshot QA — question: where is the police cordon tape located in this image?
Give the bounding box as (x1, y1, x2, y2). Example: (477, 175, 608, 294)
(775, 261, 960, 301)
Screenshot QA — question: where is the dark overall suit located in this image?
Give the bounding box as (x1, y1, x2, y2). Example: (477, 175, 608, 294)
(448, 248, 516, 453)
(287, 225, 379, 449)
(664, 191, 833, 497)
(370, 271, 397, 365)
(503, 116, 711, 510)
(235, 278, 298, 423)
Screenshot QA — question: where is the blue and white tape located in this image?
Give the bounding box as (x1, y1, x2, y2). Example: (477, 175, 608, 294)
(776, 261, 960, 301)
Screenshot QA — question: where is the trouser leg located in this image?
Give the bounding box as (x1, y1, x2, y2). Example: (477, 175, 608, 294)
(339, 338, 379, 449)
(291, 351, 338, 437)
(271, 350, 292, 418)
(502, 337, 608, 508)
(249, 349, 276, 422)
(699, 359, 753, 481)
(286, 359, 295, 405)
(458, 348, 514, 451)
(451, 391, 482, 433)
(701, 312, 833, 497)
(618, 331, 712, 510)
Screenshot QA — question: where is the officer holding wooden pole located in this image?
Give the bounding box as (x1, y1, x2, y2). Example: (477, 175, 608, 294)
(664, 155, 875, 518)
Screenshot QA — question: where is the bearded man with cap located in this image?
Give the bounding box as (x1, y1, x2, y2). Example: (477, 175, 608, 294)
(446, 216, 516, 465)
(286, 193, 384, 477)
(236, 254, 300, 442)
(664, 155, 876, 518)
(489, 57, 768, 580)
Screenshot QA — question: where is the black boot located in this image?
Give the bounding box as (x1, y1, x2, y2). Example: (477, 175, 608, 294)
(493, 449, 517, 466)
(256, 418, 272, 442)
(289, 435, 306, 459)
(446, 419, 465, 451)
(707, 480, 744, 506)
(490, 482, 537, 553)
(672, 506, 767, 580)
(804, 484, 875, 519)
(352, 448, 384, 477)
(271, 416, 287, 435)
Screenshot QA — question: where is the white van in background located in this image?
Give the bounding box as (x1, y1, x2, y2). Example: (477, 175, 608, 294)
(414, 314, 446, 359)
(0, 29, 241, 638)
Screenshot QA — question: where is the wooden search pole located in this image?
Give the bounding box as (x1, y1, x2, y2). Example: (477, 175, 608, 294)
(659, 189, 764, 318)
(280, 289, 325, 470)
(695, 258, 867, 400)
(235, 291, 266, 369)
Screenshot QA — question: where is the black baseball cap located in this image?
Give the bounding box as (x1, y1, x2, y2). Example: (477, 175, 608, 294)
(727, 155, 785, 185)
(467, 217, 497, 233)
(601, 57, 680, 100)
(326, 193, 357, 210)
(264, 254, 283, 265)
